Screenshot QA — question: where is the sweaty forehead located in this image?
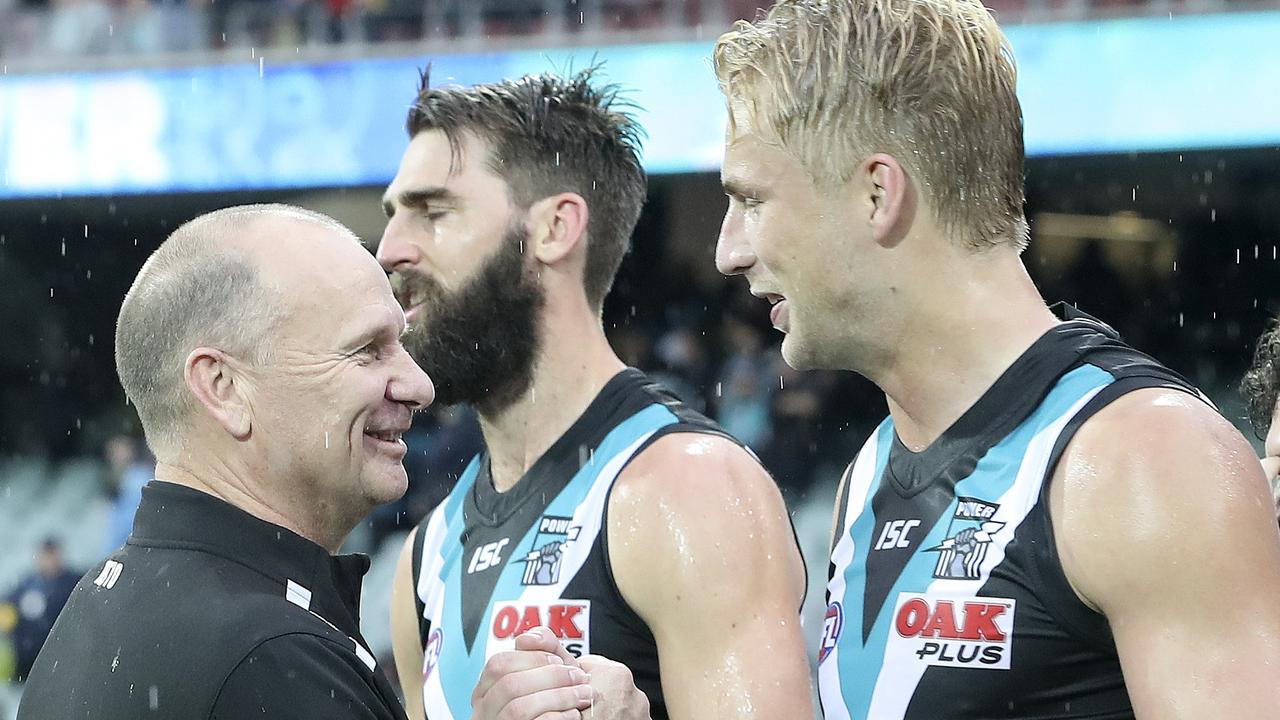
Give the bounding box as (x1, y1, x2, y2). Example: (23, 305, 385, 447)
(390, 129, 500, 194)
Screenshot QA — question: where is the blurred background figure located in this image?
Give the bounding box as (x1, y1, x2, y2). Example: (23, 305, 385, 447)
(1, 540, 79, 683)
(100, 434, 154, 553)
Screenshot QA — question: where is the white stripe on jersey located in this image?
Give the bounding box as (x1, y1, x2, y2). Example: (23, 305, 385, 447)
(863, 386, 1104, 718)
(818, 425, 885, 720)
(417, 501, 456, 719)
(416, 429, 659, 715)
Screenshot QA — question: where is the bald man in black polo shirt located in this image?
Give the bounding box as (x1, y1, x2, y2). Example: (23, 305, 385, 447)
(18, 205, 434, 719)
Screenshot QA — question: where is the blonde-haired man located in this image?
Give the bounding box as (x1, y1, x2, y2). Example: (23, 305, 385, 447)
(715, 1, 1280, 718)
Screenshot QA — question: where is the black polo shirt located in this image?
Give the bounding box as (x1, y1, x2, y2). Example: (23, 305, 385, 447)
(17, 481, 408, 720)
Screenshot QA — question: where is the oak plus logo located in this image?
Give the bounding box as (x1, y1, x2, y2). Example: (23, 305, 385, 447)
(491, 601, 591, 657)
(891, 592, 1015, 670)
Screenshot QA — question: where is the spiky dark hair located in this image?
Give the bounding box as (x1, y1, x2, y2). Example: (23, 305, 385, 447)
(407, 65, 647, 309)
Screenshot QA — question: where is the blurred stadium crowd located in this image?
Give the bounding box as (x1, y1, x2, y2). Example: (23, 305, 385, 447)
(0, 0, 1265, 61)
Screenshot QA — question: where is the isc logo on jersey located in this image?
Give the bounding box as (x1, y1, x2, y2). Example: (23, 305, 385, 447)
(491, 601, 591, 657)
(889, 592, 1015, 670)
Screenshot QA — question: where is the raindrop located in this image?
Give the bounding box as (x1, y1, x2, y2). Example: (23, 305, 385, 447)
(89, 334, 95, 346)
(324, 432, 330, 449)
(1131, 187, 1136, 202)
(251, 47, 256, 59)
(149, 686, 159, 710)
(60, 239, 66, 257)
(716, 382, 722, 397)
(1211, 209, 1217, 222)
(86, 269, 92, 280)
(84, 224, 89, 238)
(50, 288, 54, 298)
(1256, 245, 1260, 260)
(1236, 248, 1240, 264)
(259, 58, 265, 78)
(779, 376, 784, 390)
(1173, 260, 1178, 272)
(555, 151, 560, 166)
(1178, 313, 1184, 327)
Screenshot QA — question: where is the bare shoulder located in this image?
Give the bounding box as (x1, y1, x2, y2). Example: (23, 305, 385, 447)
(612, 431, 776, 506)
(1053, 386, 1277, 610)
(608, 431, 803, 623)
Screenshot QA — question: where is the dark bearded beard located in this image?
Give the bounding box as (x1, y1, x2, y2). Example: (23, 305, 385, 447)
(397, 221, 545, 417)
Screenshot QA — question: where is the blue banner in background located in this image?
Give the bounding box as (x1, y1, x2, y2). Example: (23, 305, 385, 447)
(0, 11, 1277, 198)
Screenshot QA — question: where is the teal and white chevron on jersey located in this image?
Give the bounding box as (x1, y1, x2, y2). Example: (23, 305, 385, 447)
(410, 369, 734, 720)
(819, 314, 1202, 720)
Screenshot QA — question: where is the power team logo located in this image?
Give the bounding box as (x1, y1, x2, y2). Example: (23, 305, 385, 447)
(892, 593, 1015, 669)
(423, 628, 443, 681)
(818, 602, 844, 664)
(925, 496, 1005, 580)
(521, 515, 581, 586)
(491, 601, 591, 657)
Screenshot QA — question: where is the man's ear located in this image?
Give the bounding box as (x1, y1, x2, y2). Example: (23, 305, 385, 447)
(184, 347, 253, 440)
(860, 152, 915, 248)
(527, 192, 589, 265)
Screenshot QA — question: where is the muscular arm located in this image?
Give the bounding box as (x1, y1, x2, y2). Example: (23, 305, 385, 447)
(1053, 388, 1280, 719)
(390, 527, 427, 720)
(609, 433, 814, 719)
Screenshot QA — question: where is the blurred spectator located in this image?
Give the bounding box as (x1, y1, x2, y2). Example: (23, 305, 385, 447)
(651, 323, 710, 411)
(46, 0, 111, 55)
(2, 539, 79, 682)
(102, 434, 154, 553)
(758, 359, 837, 500)
(714, 313, 773, 450)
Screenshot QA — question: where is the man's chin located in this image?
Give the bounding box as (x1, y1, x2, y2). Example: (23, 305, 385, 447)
(365, 467, 410, 506)
(780, 333, 817, 371)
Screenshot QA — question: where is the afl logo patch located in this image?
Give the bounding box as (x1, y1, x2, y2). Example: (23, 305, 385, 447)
(423, 628, 443, 680)
(818, 601, 843, 664)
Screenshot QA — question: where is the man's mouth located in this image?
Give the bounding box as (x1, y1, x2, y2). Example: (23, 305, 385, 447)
(751, 289, 785, 306)
(363, 429, 404, 443)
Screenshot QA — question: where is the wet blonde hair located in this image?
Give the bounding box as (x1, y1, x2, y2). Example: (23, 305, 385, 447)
(714, 0, 1028, 250)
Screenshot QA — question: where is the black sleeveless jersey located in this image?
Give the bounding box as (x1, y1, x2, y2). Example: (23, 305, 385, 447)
(818, 309, 1204, 719)
(409, 369, 751, 720)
